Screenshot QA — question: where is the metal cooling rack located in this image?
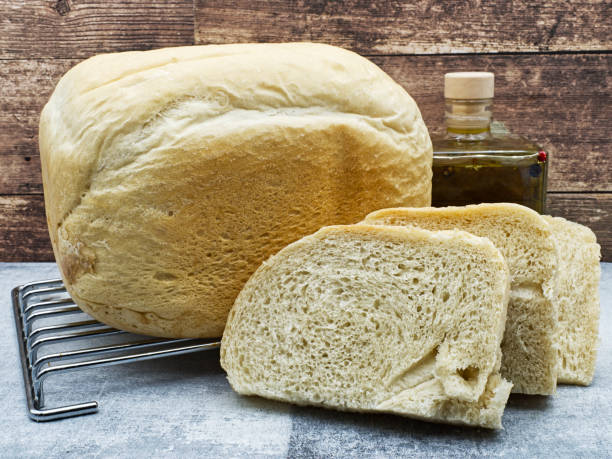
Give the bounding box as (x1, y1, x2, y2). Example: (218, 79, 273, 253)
(12, 279, 221, 422)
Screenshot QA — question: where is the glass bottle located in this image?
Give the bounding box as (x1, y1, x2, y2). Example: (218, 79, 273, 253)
(431, 72, 548, 213)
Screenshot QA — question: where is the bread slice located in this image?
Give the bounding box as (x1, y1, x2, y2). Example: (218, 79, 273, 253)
(39, 43, 432, 338)
(362, 203, 559, 395)
(221, 224, 512, 429)
(543, 216, 601, 385)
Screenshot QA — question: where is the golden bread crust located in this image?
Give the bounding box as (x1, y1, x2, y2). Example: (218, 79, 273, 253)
(39, 43, 432, 337)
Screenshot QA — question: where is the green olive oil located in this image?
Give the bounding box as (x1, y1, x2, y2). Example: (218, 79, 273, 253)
(431, 72, 548, 213)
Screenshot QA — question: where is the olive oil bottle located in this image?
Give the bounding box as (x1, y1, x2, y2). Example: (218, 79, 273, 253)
(431, 72, 548, 213)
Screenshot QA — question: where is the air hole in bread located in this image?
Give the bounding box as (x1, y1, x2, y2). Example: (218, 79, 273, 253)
(153, 271, 178, 281)
(457, 366, 480, 383)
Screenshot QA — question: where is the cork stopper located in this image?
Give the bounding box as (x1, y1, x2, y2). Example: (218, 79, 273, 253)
(444, 72, 494, 99)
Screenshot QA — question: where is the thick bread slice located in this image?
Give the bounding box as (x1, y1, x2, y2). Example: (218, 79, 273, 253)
(362, 203, 559, 395)
(543, 216, 601, 385)
(39, 43, 432, 338)
(221, 224, 512, 429)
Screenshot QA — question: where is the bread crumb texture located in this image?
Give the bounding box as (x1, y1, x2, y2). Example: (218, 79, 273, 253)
(39, 43, 432, 337)
(543, 216, 601, 385)
(363, 203, 560, 395)
(221, 225, 512, 429)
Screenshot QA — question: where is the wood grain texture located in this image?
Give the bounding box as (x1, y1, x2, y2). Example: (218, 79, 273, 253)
(0, 59, 78, 157)
(194, 0, 611, 54)
(0, 155, 42, 194)
(2, 54, 608, 194)
(0, 0, 194, 59)
(1, 193, 610, 262)
(0, 195, 53, 261)
(547, 192, 612, 260)
(1, 0, 609, 261)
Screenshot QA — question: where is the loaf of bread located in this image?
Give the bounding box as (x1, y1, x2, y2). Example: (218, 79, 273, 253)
(543, 216, 601, 385)
(221, 224, 513, 429)
(39, 43, 432, 338)
(362, 203, 559, 395)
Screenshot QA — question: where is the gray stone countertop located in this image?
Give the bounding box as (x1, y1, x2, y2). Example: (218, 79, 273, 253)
(1, 262, 610, 458)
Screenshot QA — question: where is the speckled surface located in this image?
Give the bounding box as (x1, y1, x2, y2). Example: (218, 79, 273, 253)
(1, 262, 610, 458)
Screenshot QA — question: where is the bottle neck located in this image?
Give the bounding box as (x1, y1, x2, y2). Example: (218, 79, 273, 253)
(445, 98, 492, 140)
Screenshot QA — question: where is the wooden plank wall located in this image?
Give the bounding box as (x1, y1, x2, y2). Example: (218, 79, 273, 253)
(1, 0, 610, 261)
